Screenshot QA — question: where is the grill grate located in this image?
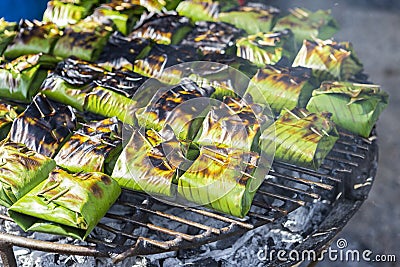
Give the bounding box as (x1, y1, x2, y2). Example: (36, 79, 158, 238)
(0, 131, 375, 264)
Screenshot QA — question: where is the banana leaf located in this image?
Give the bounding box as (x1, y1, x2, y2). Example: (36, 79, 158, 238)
(43, 1, 90, 27)
(245, 65, 316, 115)
(306, 81, 388, 138)
(292, 40, 363, 81)
(0, 19, 17, 56)
(129, 13, 192, 45)
(4, 20, 61, 59)
(177, 146, 260, 218)
(53, 19, 113, 62)
(0, 142, 56, 207)
(9, 94, 77, 157)
(219, 3, 280, 35)
(273, 8, 339, 45)
(176, 0, 219, 22)
(130, 0, 166, 13)
(135, 79, 214, 141)
(0, 19, 17, 33)
(8, 168, 121, 240)
(181, 21, 244, 55)
(260, 108, 338, 170)
(236, 30, 296, 67)
(0, 102, 17, 140)
(0, 54, 59, 103)
(201, 53, 258, 78)
(55, 117, 122, 174)
(56, 0, 100, 10)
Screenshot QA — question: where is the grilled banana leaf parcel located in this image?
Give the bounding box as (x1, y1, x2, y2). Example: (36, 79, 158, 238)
(53, 19, 113, 62)
(9, 94, 77, 157)
(0, 54, 58, 103)
(43, 0, 94, 27)
(0, 19, 17, 56)
(260, 108, 338, 170)
(306, 81, 388, 138)
(55, 117, 122, 174)
(112, 127, 185, 197)
(4, 20, 61, 59)
(273, 8, 339, 45)
(0, 142, 56, 207)
(9, 168, 121, 240)
(292, 40, 363, 81)
(245, 65, 316, 115)
(178, 146, 259, 218)
(176, 0, 219, 22)
(0, 103, 17, 140)
(219, 3, 280, 35)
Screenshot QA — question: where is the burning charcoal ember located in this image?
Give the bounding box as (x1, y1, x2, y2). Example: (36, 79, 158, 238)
(3, 20, 61, 59)
(245, 65, 316, 115)
(134, 44, 199, 84)
(0, 142, 56, 207)
(8, 168, 121, 240)
(176, 0, 220, 22)
(236, 30, 296, 67)
(135, 79, 214, 141)
(9, 94, 77, 157)
(55, 117, 122, 174)
(260, 108, 339, 170)
(195, 97, 266, 151)
(306, 81, 388, 138)
(0, 102, 17, 140)
(219, 3, 280, 35)
(273, 8, 339, 45)
(112, 127, 186, 197)
(53, 19, 113, 62)
(0, 19, 17, 56)
(180, 21, 245, 55)
(0, 54, 59, 103)
(177, 146, 260, 218)
(292, 39, 364, 81)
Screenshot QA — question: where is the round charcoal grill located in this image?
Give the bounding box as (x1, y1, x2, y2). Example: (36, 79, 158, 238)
(0, 129, 378, 266)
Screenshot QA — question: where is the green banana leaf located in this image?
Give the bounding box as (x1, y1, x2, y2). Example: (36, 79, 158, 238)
(43, 1, 92, 27)
(0, 19, 16, 33)
(0, 19, 17, 56)
(135, 79, 214, 142)
(245, 65, 316, 115)
(55, 117, 122, 174)
(306, 81, 388, 138)
(129, 14, 192, 45)
(292, 39, 363, 81)
(181, 21, 244, 55)
(219, 4, 280, 35)
(8, 168, 121, 240)
(0, 102, 17, 140)
(56, 0, 100, 10)
(112, 127, 185, 197)
(236, 30, 296, 67)
(177, 146, 259, 218)
(0, 54, 59, 103)
(130, 0, 166, 13)
(53, 19, 113, 62)
(260, 108, 339, 170)
(176, 0, 219, 22)
(4, 20, 61, 59)
(273, 8, 339, 45)
(0, 142, 56, 207)
(8, 94, 77, 157)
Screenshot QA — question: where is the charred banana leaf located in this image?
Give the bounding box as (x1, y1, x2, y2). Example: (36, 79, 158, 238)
(9, 94, 77, 157)
(202, 53, 258, 78)
(112, 127, 185, 197)
(292, 40, 363, 81)
(53, 19, 113, 62)
(130, 0, 166, 13)
(245, 65, 316, 115)
(176, 0, 219, 22)
(0, 19, 17, 56)
(273, 8, 339, 45)
(130, 13, 192, 45)
(178, 146, 259, 218)
(0, 102, 17, 140)
(180, 21, 244, 55)
(4, 20, 61, 59)
(43, 1, 93, 27)
(260, 108, 338, 170)
(0, 142, 56, 207)
(219, 3, 280, 35)
(55, 117, 122, 174)
(306, 81, 388, 138)
(9, 168, 121, 240)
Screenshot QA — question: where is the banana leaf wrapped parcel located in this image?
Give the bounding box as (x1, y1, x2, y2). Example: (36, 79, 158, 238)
(260, 108, 338, 170)
(176, 0, 219, 22)
(0, 142, 56, 207)
(306, 81, 388, 138)
(8, 168, 121, 240)
(0, 102, 17, 140)
(0, 19, 17, 56)
(43, 0, 97, 27)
